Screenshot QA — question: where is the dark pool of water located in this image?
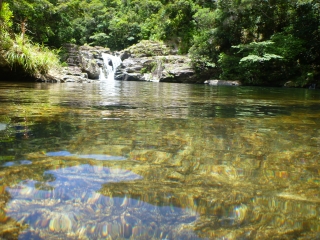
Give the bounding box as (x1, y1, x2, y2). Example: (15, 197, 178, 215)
(0, 81, 320, 239)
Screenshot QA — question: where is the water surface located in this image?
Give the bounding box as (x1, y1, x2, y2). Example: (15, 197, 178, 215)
(0, 81, 320, 239)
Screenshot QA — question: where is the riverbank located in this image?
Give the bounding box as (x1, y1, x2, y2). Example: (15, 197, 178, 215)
(0, 40, 318, 88)
(46, 41, 215, 84)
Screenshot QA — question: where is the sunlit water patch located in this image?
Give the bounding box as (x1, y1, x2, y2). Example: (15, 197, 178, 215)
(46, 151, 74, 157)
(2, 160, 32, 167)
(46, 151, 127, 160)
(5, 164, 200, 239)
(0, 123, 7, 131)
(1, 82, 320, 239)
(78, 154, 127, 161)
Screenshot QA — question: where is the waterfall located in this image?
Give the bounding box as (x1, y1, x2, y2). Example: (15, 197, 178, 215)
(99, 68, 107, 80)
(100, 53, 122, 81)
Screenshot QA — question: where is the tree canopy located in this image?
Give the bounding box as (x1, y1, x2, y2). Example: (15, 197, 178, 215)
(1, 0, 320, 86)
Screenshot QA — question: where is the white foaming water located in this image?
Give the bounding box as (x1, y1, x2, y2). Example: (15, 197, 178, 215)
(100, 53, 122, 81)
(99, 68, 107, 80)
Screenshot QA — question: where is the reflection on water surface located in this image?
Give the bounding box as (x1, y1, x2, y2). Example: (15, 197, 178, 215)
(46, 151, 127, 160)
(5, 163, 198, 239)
(0, 81, 320, 239)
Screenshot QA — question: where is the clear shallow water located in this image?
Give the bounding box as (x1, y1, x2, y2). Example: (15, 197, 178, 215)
(0, 81, 320, 239)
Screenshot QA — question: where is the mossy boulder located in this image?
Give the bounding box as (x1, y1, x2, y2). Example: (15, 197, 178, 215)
(119, 40, 175, 60)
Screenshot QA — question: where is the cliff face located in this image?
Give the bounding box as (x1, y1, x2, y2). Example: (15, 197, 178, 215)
(55, 44, 111, 83)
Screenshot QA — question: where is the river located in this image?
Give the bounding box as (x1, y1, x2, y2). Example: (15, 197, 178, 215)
(0, 81, 319, 239)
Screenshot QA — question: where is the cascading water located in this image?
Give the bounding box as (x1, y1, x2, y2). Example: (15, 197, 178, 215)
(100, 53, 122, 81)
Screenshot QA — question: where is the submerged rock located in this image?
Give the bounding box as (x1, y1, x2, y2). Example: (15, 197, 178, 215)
(0, 123, 7, 131)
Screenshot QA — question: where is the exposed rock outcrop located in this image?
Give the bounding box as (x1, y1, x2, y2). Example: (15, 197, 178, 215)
(58, 44, 111, 82)
(41, 41, 214, 84)
(204, 80, 241, 86)
(39, 41, 215, 84)
(78, 45, 109, 79)
(115, 40, 204, 83)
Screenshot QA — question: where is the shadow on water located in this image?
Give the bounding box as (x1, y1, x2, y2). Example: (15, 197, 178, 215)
(188, 103, 292, 118)
(0, 118, 80, 161)
(91, 104, 138, 110)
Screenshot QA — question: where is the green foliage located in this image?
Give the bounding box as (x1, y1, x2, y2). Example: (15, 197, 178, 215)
(0, 4, 14, 52)
(218, 53, 241, 80)
(140, 62, 157, 74)
(4, 35, 61, 77)
(0, 3, 14, 51)
(224, 41, 284, 85)
(239, 54, 283, 63)
(190, 0, 319, 86)
(89, 33, 109, 46)
(107, 14, 141, 49)
(189, 8, 218, 70)
(270, 34, 305, 61)
(233, 41, 283, 63)
(0, 31, 13, 50)
(1, 0, 319, 86)
(6, 0, 57, 43)
(0, 3, 13, 30)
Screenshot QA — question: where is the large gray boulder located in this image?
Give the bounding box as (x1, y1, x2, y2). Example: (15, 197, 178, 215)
(160, 55, 196, 83)
(62, 43, 81, 66)
(78, 45, 111, 79)
(61, 44, 111, 80)
(204, 80, 241, 86)
(115, 41, 201, 83)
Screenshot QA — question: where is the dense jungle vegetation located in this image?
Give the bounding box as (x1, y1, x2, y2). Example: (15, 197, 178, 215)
(0, 0, 319, 86)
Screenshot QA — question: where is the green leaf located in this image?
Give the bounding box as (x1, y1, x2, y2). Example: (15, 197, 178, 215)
(240, 54, 282, 63)
(239, 55, 265, 63)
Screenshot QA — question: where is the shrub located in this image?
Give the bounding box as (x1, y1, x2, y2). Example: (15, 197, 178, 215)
(4, 35, 61, 77)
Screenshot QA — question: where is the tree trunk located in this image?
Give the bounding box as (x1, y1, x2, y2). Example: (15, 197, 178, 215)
(0, 0, 2, 12)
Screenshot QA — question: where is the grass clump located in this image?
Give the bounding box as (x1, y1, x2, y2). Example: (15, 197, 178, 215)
(4, 35, 61, 77)
(1, 3, 61, 79)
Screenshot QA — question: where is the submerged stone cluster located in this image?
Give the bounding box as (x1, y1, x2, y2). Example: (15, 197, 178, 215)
(0, 83, 319, 239)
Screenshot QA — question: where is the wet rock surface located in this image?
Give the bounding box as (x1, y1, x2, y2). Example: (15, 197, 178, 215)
(116, 41, 203, 83)
(48, 43, 112, 82)
(40, 66, 97, 83)
(39, 41, 213, 84)
(205, 80, 241, 86)
(78, 45, 110, 79)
